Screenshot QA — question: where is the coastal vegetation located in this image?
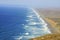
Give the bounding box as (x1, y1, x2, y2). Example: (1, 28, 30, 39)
(30, 33, 60, 40)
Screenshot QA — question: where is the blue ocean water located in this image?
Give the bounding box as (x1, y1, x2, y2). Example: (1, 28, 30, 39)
(0, 6, 51, 40)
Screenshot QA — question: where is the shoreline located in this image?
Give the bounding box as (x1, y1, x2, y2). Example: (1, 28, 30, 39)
(35, 9, 60, 33)
(32, 8, 51, 33)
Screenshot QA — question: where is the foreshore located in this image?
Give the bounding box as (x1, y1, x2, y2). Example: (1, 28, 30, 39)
(35, 9, 60, 33)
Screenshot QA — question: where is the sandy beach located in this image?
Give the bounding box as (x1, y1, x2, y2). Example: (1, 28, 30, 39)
(35, 8, 60, 33)
(30, 8, 60, 40)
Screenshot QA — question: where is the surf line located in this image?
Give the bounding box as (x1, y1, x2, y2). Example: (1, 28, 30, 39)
(31, 8, 45, 23)
(31, 8, 51, 33)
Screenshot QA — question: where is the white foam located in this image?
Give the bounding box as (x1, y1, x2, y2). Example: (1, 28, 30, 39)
(13, 8, 51, 40)
(25, 32, 29, 35)
(13, 36, 23, 40)
(31, 8, 51, 33)
(27, 22, 41, 25)
(26, 15, 33, 18)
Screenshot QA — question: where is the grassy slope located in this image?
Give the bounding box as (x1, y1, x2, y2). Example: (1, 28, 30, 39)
(30, 33, 60, 40)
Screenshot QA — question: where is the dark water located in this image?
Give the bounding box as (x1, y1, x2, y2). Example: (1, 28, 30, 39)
(0, 7, 50, 40)
(0, 7, 28, 40)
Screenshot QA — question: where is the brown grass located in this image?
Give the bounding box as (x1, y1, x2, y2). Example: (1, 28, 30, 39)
(30, 33, 60, 40)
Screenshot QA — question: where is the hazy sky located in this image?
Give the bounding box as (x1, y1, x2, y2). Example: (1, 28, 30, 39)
(0, 0, 60, 8)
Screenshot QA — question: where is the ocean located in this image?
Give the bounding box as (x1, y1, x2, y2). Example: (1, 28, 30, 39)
(0, 6, 51, 40)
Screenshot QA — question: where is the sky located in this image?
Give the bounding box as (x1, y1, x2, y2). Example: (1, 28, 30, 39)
(0, 0, 60, 8)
